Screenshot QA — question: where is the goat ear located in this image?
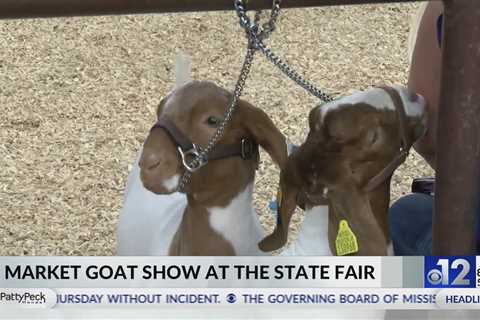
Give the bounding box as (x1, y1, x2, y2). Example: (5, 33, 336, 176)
(328, 183, 387, 255)
(239, 100, 288, 169)
(259, 166, 299, 252)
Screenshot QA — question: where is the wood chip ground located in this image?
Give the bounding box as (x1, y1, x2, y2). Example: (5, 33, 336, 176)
(0, 3, 434, 255)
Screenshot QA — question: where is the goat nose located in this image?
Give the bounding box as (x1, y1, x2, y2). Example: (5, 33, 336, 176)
(139, 152, 162, 170)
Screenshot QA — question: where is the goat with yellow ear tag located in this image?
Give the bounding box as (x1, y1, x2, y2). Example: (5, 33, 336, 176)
(260, 86, 427, 256)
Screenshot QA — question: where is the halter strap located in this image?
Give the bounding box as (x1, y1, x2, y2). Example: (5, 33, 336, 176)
(363, 87, 412, 192)
(151, 117, 258, 172)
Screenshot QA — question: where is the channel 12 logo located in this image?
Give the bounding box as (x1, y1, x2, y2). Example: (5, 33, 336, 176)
(424, 256, 476, 288)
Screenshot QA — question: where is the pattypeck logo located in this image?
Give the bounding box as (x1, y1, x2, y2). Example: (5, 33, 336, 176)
(0, 291, 46, 305)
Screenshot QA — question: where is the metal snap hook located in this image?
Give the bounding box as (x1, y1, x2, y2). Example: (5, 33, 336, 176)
(178, 145, 208, 173)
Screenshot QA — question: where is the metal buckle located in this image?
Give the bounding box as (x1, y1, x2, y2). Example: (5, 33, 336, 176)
(178, 144, 208, 173)
(241, 138, 254, 159)
(399, 143, 410, 157)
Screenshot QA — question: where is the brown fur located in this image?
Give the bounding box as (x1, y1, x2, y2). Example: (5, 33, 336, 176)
(168, 204, 235, 256)
(139, 81, 287, 255)
(259, 95, 426, 255)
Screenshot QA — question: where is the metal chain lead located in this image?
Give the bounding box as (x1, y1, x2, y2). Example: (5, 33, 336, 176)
(236, 0, 335, 102)
(256, 40, 334, 102)
(179, 0, 333, 191)
(177, 46, 257, 192)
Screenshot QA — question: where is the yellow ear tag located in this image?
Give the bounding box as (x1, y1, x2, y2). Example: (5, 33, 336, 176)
(335, 220, 359, 256)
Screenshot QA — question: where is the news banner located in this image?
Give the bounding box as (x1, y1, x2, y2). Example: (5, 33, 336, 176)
(0, 256, 479, 311)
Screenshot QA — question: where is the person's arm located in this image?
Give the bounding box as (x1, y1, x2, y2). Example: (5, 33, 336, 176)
(408, 1, 444, 170)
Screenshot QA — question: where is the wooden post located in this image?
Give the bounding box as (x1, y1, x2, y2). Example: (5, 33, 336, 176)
(433, 0, 480, 255)
(0, 0, 424, 19)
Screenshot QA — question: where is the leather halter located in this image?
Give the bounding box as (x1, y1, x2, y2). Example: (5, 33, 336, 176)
(151, 117, 259, 172)
(363, 87, 412, 192)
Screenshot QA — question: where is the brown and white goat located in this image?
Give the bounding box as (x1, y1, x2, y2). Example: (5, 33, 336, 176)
(259, 86, 427, 256)
(117, 80, 287, 256)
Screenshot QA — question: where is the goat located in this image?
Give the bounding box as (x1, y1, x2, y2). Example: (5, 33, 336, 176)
(115, 82, 414, 320)
(117, 80, 287, 256)
(259, 86, 428, 256)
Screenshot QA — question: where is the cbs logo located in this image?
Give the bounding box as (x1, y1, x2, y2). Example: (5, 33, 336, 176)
(426, 258, 471, 287)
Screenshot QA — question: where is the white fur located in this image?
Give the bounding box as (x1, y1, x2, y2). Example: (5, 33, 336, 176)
(117, 149, 186, 255)
(117, 149, 266, 256)
(162, 174, 180, 193)
(280, 204, 395, 258)
(393, 85, 426, 119)
(117, 52, 392, 319)
(320, 88, 392, 123)
(208, 183, 267, 256)
(279, 205, 385, 320)
(280, 205, 332, 256)
(118, 149, 335, 257)
(117, 149, 387, 318)
(320, 86, 426, 123)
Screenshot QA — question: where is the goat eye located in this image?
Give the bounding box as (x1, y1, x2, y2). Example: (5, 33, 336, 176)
(371, 131, 378, 144)
(366, 128, 379, 146)
(206, 116, 221, 127)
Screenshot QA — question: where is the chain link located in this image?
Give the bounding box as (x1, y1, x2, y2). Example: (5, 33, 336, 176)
(178, 0, 334, 191)
(177, 46, 256, 192)
(256, 39, 334, 102)
(237, 0, 334, 102)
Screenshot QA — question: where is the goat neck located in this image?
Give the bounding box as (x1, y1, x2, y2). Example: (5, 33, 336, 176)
(326, 183, 388, 256)
(169, 168, 265, 256)
(169, 201, 237, 256)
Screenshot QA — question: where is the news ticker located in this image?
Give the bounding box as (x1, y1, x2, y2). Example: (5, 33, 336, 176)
(0, 288, 478, 310)
(0, 256, 479, 310)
